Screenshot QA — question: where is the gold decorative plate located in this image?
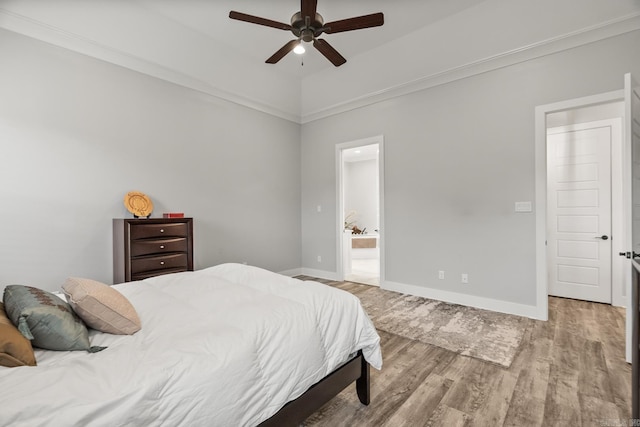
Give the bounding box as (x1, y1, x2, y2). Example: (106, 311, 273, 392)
(124, 191, 153, 217)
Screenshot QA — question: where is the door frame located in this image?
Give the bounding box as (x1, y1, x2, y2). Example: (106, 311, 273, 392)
(335, 135, 385, 283)
(535, 90, 626, 320)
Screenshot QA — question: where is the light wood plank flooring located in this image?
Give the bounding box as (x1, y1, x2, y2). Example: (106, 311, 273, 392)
(301, 278, 632, 427)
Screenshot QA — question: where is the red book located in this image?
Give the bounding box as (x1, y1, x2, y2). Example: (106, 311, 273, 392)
(162, 213, 185, 218)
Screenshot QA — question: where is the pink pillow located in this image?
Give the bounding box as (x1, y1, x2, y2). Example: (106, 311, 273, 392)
(62, 278, 141, 335)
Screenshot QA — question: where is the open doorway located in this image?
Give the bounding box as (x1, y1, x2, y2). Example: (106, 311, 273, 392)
(336, 136, 384, 287)
(546, 114, 623, 304)
(535, 88, 629, 359)
(544, 101, 625, 306)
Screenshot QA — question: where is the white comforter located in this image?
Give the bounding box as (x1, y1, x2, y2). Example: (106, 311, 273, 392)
(0, 263, 382, 427)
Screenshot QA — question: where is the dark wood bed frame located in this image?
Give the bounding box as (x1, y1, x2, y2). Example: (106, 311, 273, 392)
(258, 350, 370, 426)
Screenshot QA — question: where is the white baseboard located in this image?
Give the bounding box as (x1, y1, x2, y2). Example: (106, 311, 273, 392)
(290, 267, 542, 319)
(277, 267, 303, 277)
(382, 280, 542, 320)
(299, 268, 341, 282)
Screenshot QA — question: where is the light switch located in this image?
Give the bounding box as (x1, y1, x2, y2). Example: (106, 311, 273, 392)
(317, 205, 322, 213)
(515, 201, 532, 213)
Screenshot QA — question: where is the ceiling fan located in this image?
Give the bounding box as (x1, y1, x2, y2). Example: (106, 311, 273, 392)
(229, 0, 384, 67)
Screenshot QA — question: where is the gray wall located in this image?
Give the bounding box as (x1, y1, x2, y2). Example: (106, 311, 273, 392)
(301, 30, 640, 307)
(2, 24, 639, 309)
(0, 29, 301, 292)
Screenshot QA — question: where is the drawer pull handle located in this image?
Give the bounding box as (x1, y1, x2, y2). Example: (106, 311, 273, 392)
(160, 245, 165, 249)
(160, 229, 165, 233)
(160, 261, 165, 265)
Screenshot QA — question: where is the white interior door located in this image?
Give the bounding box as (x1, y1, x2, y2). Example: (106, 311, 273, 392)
(629, 74, 640, 259)
(547, 121, 613, 303)
(626, 73, 640, 363)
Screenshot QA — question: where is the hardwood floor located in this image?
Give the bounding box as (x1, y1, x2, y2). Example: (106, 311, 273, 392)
(301, 278, 632, 427)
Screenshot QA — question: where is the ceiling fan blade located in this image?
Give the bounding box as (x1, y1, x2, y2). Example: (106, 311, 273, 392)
(229, 11, 292, 31)
(324, 12, 384, 34)
(313, 39, 347, 67)
(301, 0, 317, 20)
(266, 40, 299, 64)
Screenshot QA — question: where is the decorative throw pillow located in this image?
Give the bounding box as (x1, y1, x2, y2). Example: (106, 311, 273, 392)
(0, 302, 37, 367)
(62, 277, 141, 335)
(3, 285, 104, 352)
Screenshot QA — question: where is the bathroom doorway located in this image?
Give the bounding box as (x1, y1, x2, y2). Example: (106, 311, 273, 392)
(336, 136, 384, 286)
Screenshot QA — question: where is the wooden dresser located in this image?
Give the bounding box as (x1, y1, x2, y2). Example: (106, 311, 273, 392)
(113, 218, 194, 283)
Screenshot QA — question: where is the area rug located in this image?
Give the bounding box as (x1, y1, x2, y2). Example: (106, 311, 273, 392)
(351, 286, 528, 368)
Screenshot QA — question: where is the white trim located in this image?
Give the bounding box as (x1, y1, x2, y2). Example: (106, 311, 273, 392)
(335, 136, 385, 285)
(301, 13, 640, 123)
(624, 72, 639, 364)
(535, 90, 626, 322)
(534, 106, 549, 321)
(1, 7, 638, 125)
(335, 146, 346, 281)
(610, 118, 625, 307)
(382, 280, 540, 320)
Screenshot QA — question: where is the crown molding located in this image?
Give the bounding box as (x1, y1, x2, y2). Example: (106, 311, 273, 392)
(1, 7, 638, 125)
(0, 7, 301, 124)
(300, 12, 640, 124)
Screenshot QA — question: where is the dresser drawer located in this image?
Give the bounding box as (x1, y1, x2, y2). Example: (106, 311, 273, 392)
(113, 217, 193, 283)
(130, 253, 189, 275)
(130, 237, 188, 257)
(131, 268, 188, 281)
(130, 222, 189, 240)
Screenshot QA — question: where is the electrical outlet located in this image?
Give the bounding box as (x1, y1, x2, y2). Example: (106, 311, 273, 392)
(438, 270, 445, 280)
(461, 273, 468, 284)
(317, 255, 322, 263)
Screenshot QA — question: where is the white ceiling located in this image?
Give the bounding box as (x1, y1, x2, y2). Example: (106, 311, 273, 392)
(0, 0, 488, 75)
(1, 0, 639, 122)
(0, 0, 484, 76)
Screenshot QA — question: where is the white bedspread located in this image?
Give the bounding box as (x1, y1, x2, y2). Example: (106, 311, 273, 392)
(0, 263, 382, 427)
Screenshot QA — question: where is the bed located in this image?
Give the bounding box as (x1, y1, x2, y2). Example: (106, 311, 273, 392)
(0, 263, 382, 426)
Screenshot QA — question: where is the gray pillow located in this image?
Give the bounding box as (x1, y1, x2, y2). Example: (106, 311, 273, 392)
(3, 285, 104, 352)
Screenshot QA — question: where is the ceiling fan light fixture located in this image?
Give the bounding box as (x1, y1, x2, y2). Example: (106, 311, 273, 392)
(229, 2, 384, 67)
(293, 42, 305, 55)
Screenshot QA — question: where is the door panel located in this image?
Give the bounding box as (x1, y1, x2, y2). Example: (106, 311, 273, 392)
(557, 240, 598, 259)
(557, 215, 597, 232)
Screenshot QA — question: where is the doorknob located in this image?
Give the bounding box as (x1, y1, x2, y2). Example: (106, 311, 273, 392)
(595, 235, 609, 240)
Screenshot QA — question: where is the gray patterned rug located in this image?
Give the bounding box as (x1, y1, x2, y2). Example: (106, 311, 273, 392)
(348, 285, 529, 368)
